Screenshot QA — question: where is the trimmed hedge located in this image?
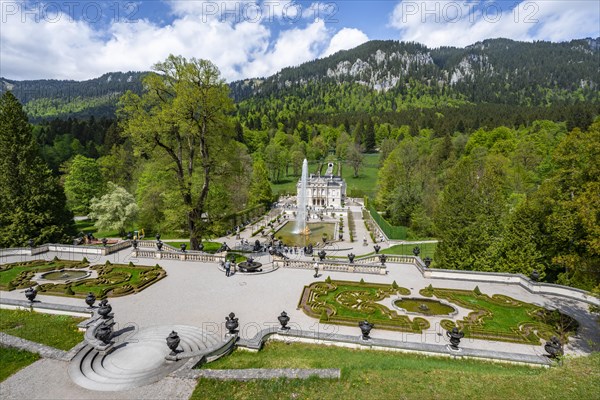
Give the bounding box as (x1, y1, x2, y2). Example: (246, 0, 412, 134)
(298, 280, 429, 333)
(421, 287, 578, 344)
(0, 259, 166, 299)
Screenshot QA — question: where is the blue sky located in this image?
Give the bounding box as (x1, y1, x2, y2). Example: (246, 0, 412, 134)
(1, 1, 599, 81)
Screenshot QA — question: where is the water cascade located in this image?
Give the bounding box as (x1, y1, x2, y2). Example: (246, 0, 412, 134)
(294, 159, 309, 235)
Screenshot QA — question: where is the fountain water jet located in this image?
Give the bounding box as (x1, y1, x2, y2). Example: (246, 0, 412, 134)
(294, 159, 310, 235)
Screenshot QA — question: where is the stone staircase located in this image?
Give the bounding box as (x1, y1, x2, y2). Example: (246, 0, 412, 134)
(68, 325, 233, 391)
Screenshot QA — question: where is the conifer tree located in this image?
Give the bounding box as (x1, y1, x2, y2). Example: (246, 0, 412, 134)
(0, 92, 73, 246)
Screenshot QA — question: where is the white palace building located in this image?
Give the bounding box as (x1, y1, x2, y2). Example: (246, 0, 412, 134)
(297, 162, 347, 208)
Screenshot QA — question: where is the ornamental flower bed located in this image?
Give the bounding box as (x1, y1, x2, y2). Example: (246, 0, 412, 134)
(0, 259, 166, 299)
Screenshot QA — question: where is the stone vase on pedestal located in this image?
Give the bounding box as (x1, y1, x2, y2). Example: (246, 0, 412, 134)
(544, 336, 563, 358)
(97, 299, 112, 319)
(95, 323, 113, 345)
(446, 327, 464, 351)
(278, 311, 290, 331)
(25, 287, 37, 303)
(85, 292, 96, 308)
(166, 331, 181, 356)
(225, 312, 239, 334)
(358, 320, 374, 340)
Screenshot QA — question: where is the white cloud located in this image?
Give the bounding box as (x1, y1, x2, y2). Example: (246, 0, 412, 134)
(243, 20, 329, 77)
(322, 28, 369, 57)
(388, 0, 600, 47)
(0, 2, 364, 81)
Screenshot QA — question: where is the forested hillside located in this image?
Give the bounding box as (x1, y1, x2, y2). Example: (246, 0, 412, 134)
(1, 39, 598, 292)
(0, 72, 145, 121)
(232, 38, 599, 130)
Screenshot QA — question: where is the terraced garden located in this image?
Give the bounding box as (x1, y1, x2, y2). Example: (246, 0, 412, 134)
(298, 279, 429, 332)
(0, 258, 166, 298)
(421, 286, 579, 344)
(299, 280, 578, 342)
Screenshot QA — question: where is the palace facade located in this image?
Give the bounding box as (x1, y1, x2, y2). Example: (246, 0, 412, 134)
(297, 162, 346, 208)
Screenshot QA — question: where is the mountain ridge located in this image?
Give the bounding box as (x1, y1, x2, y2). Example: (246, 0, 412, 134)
(1, 37, 598, 121)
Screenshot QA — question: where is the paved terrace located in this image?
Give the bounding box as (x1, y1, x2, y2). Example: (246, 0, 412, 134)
(1, 205, 599, 399)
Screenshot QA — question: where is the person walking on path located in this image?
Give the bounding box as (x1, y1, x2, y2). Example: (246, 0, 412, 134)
(225, 259, 231, 277)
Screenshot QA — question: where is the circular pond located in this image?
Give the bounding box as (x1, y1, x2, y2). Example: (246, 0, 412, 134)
(40, 269, 90, 281)
(394, 298, 456, 316)
(275, 221, 336, 247)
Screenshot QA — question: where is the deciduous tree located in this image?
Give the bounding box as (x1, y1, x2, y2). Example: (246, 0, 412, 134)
(119, 55, 234, 249)
(88, 182, 138, 236)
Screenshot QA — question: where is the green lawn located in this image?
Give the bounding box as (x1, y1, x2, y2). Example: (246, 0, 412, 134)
(0, 347, 40, 382)
(73, 219, 120, 238)
(0, 309, 84, 351)
(0, 259, 87, 289)
(271, 154, 380, 198)
(193, 342, 600, 400)
(381, 242, 437, 259)
(74, 219, 186, 240)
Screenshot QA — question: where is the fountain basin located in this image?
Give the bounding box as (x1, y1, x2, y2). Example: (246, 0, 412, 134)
(37, 269, 92, 282)
(275, 221, 335, 247)
(393, 298, 457, 316)
(237, 261, 263, 273)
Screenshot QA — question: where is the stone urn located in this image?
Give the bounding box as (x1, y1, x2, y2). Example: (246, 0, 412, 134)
(359, 320, 374, 340)
(25, 287, 37, 303)
(180, 243, 187, 252)
(85, 292, 96, 308)
(28, 238, 35, 248)
(423, 257, 432, 268)
(132, 239, 138, 249)
(157, 240, 163, 251)
(198, 243, 204, 251)
(373, 245, 381, 254)
(166, 331, 181, 356)
(95, 322, 113, 344)
(544, 336, 563, 358)
(446, 327, 464, 350)
(101, 238, 108, 247)
(155, 233, 161, 241)
(531, 270, 540, 282)
(278, 311, 291, 331)
(97, 299, 112, 319)
(379, 254, 387, 265)
(348, 253, 355, 264)
(318, 250, 326, 261)
(225, 312, 239, 334)
(412, 246, 420, 257)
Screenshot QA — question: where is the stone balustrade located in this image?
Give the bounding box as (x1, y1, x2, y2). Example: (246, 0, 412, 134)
(275, 258, 386, 275)
(131, 249, 226, 264)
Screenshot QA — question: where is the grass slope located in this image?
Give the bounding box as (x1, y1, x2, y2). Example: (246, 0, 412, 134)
(193, 342, 600, 400)
(0, 309, 84, 351)
(0, 347, 40, 382)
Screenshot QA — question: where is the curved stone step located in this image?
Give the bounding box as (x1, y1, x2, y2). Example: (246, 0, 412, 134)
(69, 324, 230, 391)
